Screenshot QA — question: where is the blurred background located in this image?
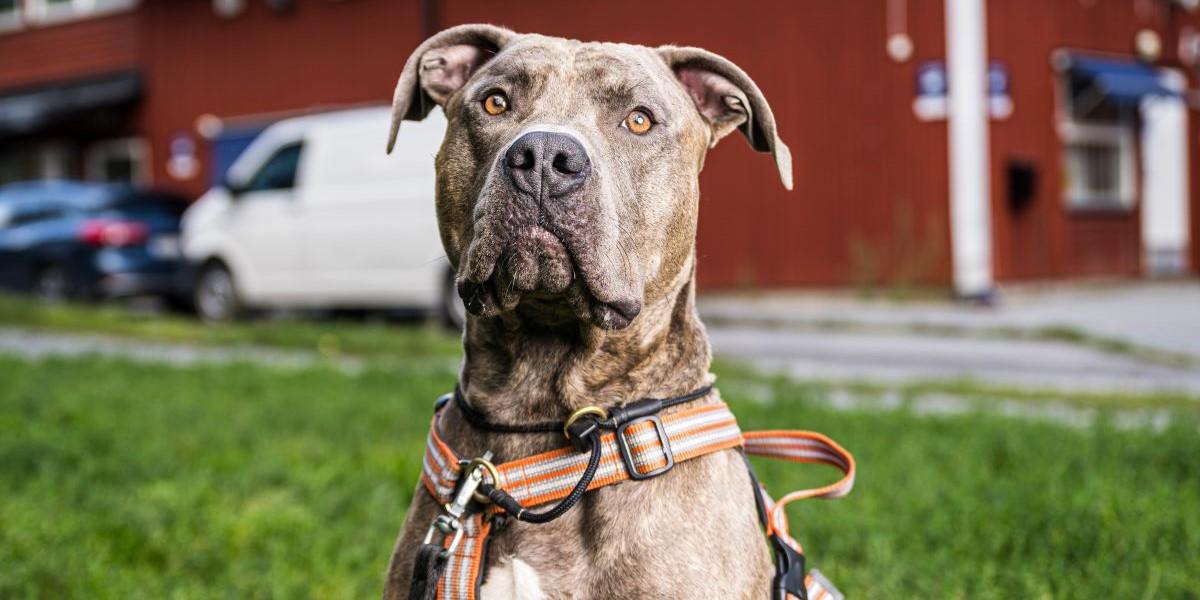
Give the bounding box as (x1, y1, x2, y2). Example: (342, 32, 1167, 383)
(1, 1, 1199, 598)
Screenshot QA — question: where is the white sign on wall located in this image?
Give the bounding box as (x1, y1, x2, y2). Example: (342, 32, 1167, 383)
(913, 60, 1013, 121)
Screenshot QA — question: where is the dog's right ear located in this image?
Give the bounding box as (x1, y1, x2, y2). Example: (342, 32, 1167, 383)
(387, 24, 516, 153)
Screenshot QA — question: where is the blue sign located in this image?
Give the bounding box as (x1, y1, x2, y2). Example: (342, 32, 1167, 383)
(916, 61, 948, 98)
(988, 61, 1009, 97)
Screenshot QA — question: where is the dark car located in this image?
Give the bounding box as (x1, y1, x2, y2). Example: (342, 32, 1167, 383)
(0, 181, 190, 304)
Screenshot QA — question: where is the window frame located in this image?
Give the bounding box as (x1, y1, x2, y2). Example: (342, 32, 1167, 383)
(0, 0, 22, 33)
(85, 137, 150, 186)
(1053, 58, 1139, 213)
(1058, 121, 1137, 211)
(23, 0, 138, 27)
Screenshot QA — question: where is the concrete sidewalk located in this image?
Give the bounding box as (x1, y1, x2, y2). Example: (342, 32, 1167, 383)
(699, 282, 1200, 395)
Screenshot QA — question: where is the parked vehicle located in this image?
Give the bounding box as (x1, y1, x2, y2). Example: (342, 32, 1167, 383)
(0, 181, 189, 303)
(182, 106, 459, 324)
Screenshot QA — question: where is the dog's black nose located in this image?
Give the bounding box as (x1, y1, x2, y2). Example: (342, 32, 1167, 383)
(504, 131, 591, 199)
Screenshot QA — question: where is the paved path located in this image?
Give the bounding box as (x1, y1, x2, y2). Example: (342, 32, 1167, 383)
(706, 326, 1200, 395)
(701, 282, 1200, 356)
(0, 327, 361, 372)
(3, 281, 1197, 396)
(701, 282, 1200, 396)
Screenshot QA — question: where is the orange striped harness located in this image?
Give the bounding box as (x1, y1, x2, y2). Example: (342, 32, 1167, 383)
(412, 390, 855, 600)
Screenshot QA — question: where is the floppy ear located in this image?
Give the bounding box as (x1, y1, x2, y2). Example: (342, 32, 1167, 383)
(387, 23, 517, 153)
(658, 46, 793, 190)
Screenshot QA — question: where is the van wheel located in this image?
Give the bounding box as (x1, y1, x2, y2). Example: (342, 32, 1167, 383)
(194, 262, 241, 321)
(440, 269, 465, 330)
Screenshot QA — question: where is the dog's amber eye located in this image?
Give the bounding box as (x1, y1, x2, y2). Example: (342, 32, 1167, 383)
(623, 110, 653, 135)
(483, 93, 509, 116)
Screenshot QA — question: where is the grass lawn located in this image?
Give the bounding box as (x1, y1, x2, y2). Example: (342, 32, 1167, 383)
(2, 338, 1199, 598)
(0, 293, 460, 362)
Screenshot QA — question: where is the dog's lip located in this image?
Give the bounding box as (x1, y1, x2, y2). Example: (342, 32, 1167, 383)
(594, 299, 641, 330)
(458, 225, 641, 329)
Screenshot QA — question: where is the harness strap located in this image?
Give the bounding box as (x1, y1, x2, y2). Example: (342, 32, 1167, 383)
(422, 403, 743, 508)
(412, 396, 855, 600)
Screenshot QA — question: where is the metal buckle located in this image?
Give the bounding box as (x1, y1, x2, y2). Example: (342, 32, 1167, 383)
(421, 450, 498, 558)
(615, 415, 675, 480)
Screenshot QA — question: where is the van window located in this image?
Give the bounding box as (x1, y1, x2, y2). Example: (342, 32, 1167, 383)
(246, 143, 303, 192)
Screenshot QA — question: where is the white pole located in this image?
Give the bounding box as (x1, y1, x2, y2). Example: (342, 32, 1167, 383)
(945, 0, 994, 297)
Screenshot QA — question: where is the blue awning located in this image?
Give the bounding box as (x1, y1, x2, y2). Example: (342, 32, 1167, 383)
(0, 70, 142, 139)
(1068, 56, 1180, 106)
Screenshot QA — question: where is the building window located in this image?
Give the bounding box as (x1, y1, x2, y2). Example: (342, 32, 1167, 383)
(1057, 65, 1138, 211)
(24, 0, 138, 26)
(86, 137, 149, 185)
(0, 0, 21, 32)
(1060, 123, 1136, 210)
(0, 143, 78, 184)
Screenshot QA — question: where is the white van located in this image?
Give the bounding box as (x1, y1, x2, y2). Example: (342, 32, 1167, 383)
(182, 106, 461, 324)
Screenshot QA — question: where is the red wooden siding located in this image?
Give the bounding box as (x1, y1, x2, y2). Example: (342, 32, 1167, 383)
(2, 0, 1197, 284)
(0, 12, 139, 90)
(135, 0, 425, 193)
(438, 0, 954, 289)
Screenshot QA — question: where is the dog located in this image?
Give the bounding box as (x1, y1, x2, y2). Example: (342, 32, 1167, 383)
(383, 24, 793, 600)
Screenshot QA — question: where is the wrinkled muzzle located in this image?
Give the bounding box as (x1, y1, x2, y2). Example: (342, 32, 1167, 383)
(455, 130, 642, 330)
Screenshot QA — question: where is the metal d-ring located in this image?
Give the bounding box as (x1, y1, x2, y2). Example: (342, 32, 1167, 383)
(563, 405, 609, 438)
(467, 456, 503, 504)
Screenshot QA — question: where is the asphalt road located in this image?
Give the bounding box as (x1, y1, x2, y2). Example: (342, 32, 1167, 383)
(705, 325, 1200, 395)
(701, 282, 1200, 395)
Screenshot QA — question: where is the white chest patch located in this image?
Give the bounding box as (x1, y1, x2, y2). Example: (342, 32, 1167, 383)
(478, 557, 547, 600)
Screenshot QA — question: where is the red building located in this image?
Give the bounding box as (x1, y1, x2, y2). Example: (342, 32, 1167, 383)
(1, 0, 1197, 293)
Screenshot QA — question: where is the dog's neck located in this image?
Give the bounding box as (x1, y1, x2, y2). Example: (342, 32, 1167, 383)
(455, 272, 712, 431)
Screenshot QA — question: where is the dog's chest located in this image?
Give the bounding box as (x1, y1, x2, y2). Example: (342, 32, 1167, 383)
(478, 557, 547, 600)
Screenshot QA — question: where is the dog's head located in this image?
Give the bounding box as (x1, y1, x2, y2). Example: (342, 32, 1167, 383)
(389, 24, 790, 330)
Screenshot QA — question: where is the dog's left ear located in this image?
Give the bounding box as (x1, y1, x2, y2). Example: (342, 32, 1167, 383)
(658, 46, 793, 190)
(388, 23, 517, 153)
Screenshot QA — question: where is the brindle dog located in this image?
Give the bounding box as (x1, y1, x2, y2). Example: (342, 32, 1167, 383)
(383, 24, 792, 600)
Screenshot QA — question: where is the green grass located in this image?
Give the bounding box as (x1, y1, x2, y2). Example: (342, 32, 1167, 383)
(0, 293, 460, 361)
(2, 353, 1198, 599)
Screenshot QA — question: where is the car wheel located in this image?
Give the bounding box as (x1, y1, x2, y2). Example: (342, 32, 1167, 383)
(194, 262, 241, 321)
(33, 264, 71, 303)
(440, 269, 465, 330)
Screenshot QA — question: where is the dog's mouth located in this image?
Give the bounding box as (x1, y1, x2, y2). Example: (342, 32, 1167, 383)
(456, 225, 641, 330)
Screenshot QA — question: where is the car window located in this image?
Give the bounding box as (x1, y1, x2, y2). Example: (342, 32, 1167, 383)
(5, 206, 66, 227)
(245, 143, 303, 192)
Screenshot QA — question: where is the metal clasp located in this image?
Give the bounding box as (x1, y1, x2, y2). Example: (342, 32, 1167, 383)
(422, 513, 465, 557)
(421, 450, 501, 557)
